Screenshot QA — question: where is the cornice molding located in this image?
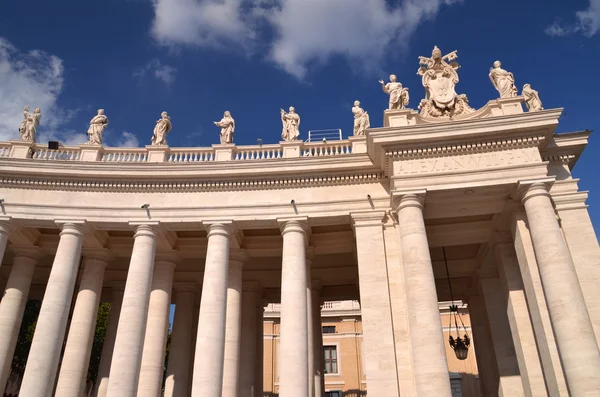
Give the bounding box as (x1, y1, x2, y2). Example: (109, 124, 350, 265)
(0, 171, 385, 193)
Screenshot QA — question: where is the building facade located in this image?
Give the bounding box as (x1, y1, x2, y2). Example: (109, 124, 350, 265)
(0, 47, 599, 397)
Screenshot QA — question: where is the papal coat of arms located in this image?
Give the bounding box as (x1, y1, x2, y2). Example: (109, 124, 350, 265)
(417, 46, 474, 118)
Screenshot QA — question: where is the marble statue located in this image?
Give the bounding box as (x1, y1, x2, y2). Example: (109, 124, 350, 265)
(19, 107, 41, 143)
(416, 46, 474, 118)
(522, 84, 543, 112)
(151, 111, 172, 146)
(86, 109, 109, 145)
(489, 61, 517, 99)
(352, 100, 370, 136)
(280, 107, 300, 141)
(378, 74, 409, 110)
(214, 111, 235, 144)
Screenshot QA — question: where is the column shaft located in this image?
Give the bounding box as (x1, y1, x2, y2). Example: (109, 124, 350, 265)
(56, 253, 109, 397)
(311, 288, 324, 397)
(278, 219, 309, 397)
(306, 271, 315, 397)
(191, 222, 232, 397)
(137, 260, 176, 397)
(106, 224, 157, 397)
(222, 256, 244, 397)
(164, 287, 196, 397)
(468, 295, 500, 397)
(19, 222, 84, 397)
(239, 284, 258, 397)
(255, 303, 264, 397)
(0, 247, 39, 396)
(396, 195, 451, 397)
(522, 184, 600, 394)
(94, 287, 125, 397)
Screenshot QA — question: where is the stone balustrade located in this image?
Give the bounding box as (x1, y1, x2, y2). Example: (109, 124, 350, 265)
(2, 138, 365, 163)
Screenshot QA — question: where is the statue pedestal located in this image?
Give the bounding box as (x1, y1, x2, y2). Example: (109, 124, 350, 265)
(383, 109, 420, 128)
(212, 144, 235, 161)
(488, 96, 524, 117)
(146, 145, 169, 162)
(348, 136, 367, 154)
(79, 144, 104, 162)
(280, 141, 303, 158)
(9, 140, 35, 159)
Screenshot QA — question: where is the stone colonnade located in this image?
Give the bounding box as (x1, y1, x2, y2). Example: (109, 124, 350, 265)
(0, 181, 599, 396)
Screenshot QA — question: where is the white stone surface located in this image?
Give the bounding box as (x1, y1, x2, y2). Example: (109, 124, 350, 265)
(222, 253, 244, 397)
(192, 222, 232, 397)
(522, 84, 543, 112)
(214, 111, 235, 144)
(239, 283, 259, 397)
(280, 107, 300, 141)
(152, 111, 172, 146)
(489, 61, 518, 99)
(106, 224, 157, 397)
(164, 285, 196, 397)
(395, 194, 452, 397)
(87, 109, 109, 145)
(379, 75, 409, 110)
(0, 219, 10, 272)
(0, 246, 39, 396)
(55, 251, 109, 397)
(19, 222, 84, 397)
(137, 258, 176, 397)
(278, 218, 309, 397)
(352, 100, 370, 136)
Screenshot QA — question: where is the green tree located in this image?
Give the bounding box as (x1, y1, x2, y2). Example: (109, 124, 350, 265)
(10, 300, 41, 377)
(87, 302, 111, 385)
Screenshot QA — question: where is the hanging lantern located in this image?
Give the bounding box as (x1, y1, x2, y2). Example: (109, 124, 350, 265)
(443, 247, 471, 361)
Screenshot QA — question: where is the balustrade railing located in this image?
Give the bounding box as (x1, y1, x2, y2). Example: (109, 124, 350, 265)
(234, 144, 283, 160)
(102, 148, 148, 163)
(33, 146, 80, 161)
(0, 143, 11, 158)
(168, 148, 215, 162)
(302, 141, 351, 157)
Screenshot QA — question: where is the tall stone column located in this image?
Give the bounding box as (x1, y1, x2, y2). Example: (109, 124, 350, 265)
(94, 284, 125, 397)
(106, 224, 158, 397)
(164, 283, 197, 397)
(521, 182, 600, 394)
(306, 254, 315, 397)
(0, 246, 41, 396)
(255, 300, 265, 397)
(239, 282, 259, 397)
(222, 251, 245, 397)
(19, 221, 85, 397)
(278, 218, 310, 397)
(351, 211, 400, 397)
(394, 193, 451, 397)
(55, 249, 111, 397)
(191, 222, 232, 397)
(311, 284, 325, 397)
(0, 218, 11, 272)
(137, 254, 177, 397)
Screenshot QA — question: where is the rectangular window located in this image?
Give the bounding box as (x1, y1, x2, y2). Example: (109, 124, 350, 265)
(324, 345, 338, 374)
(322, 325, 336, 334)
(325, 391, 342, 397)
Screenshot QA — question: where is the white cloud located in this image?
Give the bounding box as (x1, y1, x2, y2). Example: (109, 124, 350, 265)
(0, 37, 75, 142)
(116, 131, 140, 147)
(134, 58, 177, 86)
(546, 0, 600, 37)
(149, 0, 460, 79)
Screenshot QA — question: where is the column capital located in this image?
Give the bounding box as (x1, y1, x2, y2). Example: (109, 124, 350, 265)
(391, 189, 427, 212)
(350, 210, 386, 228)
(204, 221, 234, 238)
(0, 216, 12, 234)
(306, 246, 315, 263)
(155, 249, 181, 264)
(82, 248, 114, 263)
(9, 244, 43, 260)
(278, 216, 310, 236)
(515, 178, 555, 203)
(230, 248, 247, 264)
(130, 221, 160, 238)
(55, 220, 86, 237)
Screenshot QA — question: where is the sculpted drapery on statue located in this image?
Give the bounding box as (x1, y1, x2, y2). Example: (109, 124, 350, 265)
(86, 109, 109, 145)
(489, 61, 517, 98)
(352, 100, 370, 136)
(152, 111, 172, 146)
(280, 107, 300, 141)
(416, 46, 473, 118)
(214, 111, 235, 144)
(522, 84, 543, 112)
(18, 106, 41, 143)
(379, 74, 409, 110)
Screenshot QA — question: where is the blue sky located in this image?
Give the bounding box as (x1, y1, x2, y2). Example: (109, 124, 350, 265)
(0, 0, 599, 233)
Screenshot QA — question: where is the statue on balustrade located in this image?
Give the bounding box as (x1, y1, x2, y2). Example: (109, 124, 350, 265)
(489, 60, 518, 98)
(214, 111, 235, 144)
(86, 109, 109, 145)
(280, 106, 300, 141)
(522, 84, 543, 112)
(19, 106, 41, 143)
(379, 74, 409, 110)
(151, 111, 172, 146)
(352, 100, 370, 136)
(416, 46, 473, 118)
